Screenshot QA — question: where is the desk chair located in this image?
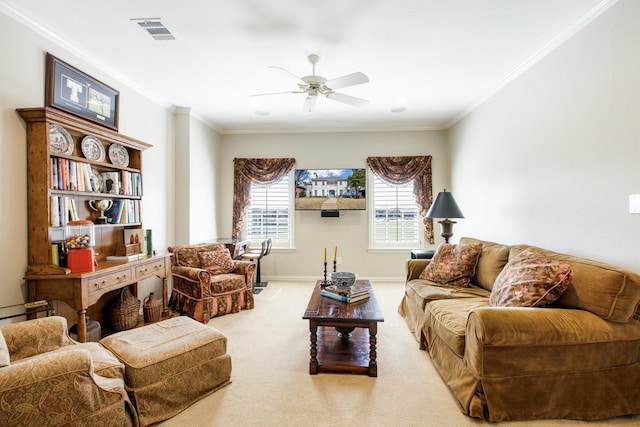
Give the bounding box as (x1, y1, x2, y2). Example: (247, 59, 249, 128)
(242, 238, 272, 294)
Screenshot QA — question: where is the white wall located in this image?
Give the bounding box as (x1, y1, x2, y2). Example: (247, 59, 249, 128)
(0, 9, 174, 308)
(173, 108, 221, 245)
(220, 131, 447, 280)
(447, 0, 640, 271)
(188, 115, 221, 242)
(173, 108, 191, 244)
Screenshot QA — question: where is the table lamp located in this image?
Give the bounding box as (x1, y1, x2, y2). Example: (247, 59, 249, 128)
(426, 189, 464, 243)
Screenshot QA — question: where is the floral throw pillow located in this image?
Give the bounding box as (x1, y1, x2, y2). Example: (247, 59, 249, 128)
(490, 248, 573, 307)
(419, 242, 483, 288)
(198, 249, 235, 274)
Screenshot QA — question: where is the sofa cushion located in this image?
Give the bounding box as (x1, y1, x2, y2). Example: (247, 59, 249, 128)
(199, 249, 235, 274)
(419, 243, 483, 287)
(209, 273, 246, 293)
(510, 245, 640, 323)
(407, 280, 491, 311)
(0, 330, 9, 367)
(490, 248, 573, 307)
(425, 297, 489, 357)
(460, 237, 510, 291)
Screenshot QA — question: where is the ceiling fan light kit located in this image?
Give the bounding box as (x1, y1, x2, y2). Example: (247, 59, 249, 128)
(252, 54, 370, 113)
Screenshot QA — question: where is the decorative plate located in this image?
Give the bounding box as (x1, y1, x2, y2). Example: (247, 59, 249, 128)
(108, 143, 129, 167)
(90, 168, 104, 193)
(49, 124, 74, 155)
(81, 135, 105, 162)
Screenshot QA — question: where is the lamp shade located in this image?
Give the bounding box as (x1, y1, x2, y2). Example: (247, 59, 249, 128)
(426, 189, 464, 219)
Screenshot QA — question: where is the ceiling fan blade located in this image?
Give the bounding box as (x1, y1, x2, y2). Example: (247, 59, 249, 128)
(303, 95, 317, 113)
(269, 66, 306, 84)
(324, 72, 369, 90)
(251, 90, 302, 97)
(326, 92, 369, 108)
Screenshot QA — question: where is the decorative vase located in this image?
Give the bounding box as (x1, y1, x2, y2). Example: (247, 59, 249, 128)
(143, 292, 162, 323)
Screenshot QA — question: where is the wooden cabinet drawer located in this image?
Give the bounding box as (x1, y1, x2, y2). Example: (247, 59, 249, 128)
(88, 269, 134, 296)
(136, 259, 166, 279)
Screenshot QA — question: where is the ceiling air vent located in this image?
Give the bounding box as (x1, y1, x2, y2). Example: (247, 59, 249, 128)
(134, 19, 176, 40)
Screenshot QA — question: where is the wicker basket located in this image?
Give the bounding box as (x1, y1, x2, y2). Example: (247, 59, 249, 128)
(109, 287, 140, 331)
(143, 292, 162, 323)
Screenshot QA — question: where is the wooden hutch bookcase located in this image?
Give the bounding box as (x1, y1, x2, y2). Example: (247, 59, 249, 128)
(18, 107, 169, 342)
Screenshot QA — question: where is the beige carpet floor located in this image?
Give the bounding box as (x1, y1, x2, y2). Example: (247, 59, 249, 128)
(160, 281, 640, 427)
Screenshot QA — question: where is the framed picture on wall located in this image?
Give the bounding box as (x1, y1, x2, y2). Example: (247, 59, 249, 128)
(45, 53, 119, 130)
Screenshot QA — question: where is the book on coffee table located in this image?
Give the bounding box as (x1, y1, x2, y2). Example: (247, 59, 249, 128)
(323, 285, 369, 297)
(320, 288, 370, 303)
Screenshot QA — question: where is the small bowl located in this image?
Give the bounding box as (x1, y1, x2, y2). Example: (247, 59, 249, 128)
(331, 272, 357, 289)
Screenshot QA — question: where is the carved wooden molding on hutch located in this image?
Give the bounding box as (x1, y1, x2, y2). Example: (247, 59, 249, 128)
(18, 107, 169, 342)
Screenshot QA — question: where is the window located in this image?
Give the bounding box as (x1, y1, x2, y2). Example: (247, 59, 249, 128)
(370, 173, 420, 248)
(245, 173, 292, 248)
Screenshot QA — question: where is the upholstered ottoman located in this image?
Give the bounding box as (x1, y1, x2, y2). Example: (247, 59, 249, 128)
(100, 316, 231, 426)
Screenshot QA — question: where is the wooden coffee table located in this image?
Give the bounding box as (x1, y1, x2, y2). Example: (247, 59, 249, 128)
(302, 279, 384, 377)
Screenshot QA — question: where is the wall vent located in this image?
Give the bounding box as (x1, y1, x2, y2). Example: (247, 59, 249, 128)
(133, 19, 176, 40)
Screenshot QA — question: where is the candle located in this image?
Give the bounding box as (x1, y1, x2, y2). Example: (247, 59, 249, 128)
(334, 245, 338, 262)
(324, 247, 327, 263)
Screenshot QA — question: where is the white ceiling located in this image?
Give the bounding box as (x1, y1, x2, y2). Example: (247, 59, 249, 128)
(1, 0, 613, 133)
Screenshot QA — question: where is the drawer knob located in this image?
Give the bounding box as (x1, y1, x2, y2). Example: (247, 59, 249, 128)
(94, 280, 106, 289)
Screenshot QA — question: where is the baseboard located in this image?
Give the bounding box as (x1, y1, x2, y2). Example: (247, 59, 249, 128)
(259, 275, 405, 283)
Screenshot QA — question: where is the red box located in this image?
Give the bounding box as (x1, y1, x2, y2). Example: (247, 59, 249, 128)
(67, 248, 95, 273)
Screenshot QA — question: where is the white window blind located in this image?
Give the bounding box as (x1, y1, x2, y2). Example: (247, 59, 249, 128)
(245, 174, 291, 248)
(371, 174, 420, 247)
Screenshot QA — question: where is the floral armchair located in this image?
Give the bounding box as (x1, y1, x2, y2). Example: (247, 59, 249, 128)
(0, 316, 137, 426)
(168, 243, 256, 323)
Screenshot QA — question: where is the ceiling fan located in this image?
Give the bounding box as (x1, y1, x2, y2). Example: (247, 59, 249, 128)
(252, 54, 370, 113)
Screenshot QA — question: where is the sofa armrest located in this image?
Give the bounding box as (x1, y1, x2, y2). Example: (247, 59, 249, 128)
(1, 316, 73, 361)
(0, 348, 130, 426)
(233, 260, 256, 286)
(406, 259, 431, 282)
(171, 265, 211, 283)
(233, 260, 256, 275)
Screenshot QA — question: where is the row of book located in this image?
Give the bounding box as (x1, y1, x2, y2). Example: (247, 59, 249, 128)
(49, 196, 142, 227)
(101, 170, 143, 197)
(51, 241, 67, 267)
(104, 199, 142, 224)
(320, 285, 370, 303)
(51, 157, 142, 196)
(50, 196, 79, 227)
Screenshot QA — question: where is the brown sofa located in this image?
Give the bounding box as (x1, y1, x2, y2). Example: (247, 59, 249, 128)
(398, 236, 640, 421)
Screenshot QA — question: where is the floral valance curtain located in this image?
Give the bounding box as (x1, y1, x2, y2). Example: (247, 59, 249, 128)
(232, 158, 296, 240)
(366, 156, 434, 244)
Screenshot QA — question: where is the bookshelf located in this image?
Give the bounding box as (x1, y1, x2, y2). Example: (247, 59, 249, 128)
(18, 107, 169, 342)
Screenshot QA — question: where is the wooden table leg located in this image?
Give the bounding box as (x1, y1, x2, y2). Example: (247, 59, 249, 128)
(162, 276, 169, 316)
(27, 280, 37, 320)
(77, 309, 87, 343)
(309, 320, 318, 374)
(368, 321, 378, 377)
